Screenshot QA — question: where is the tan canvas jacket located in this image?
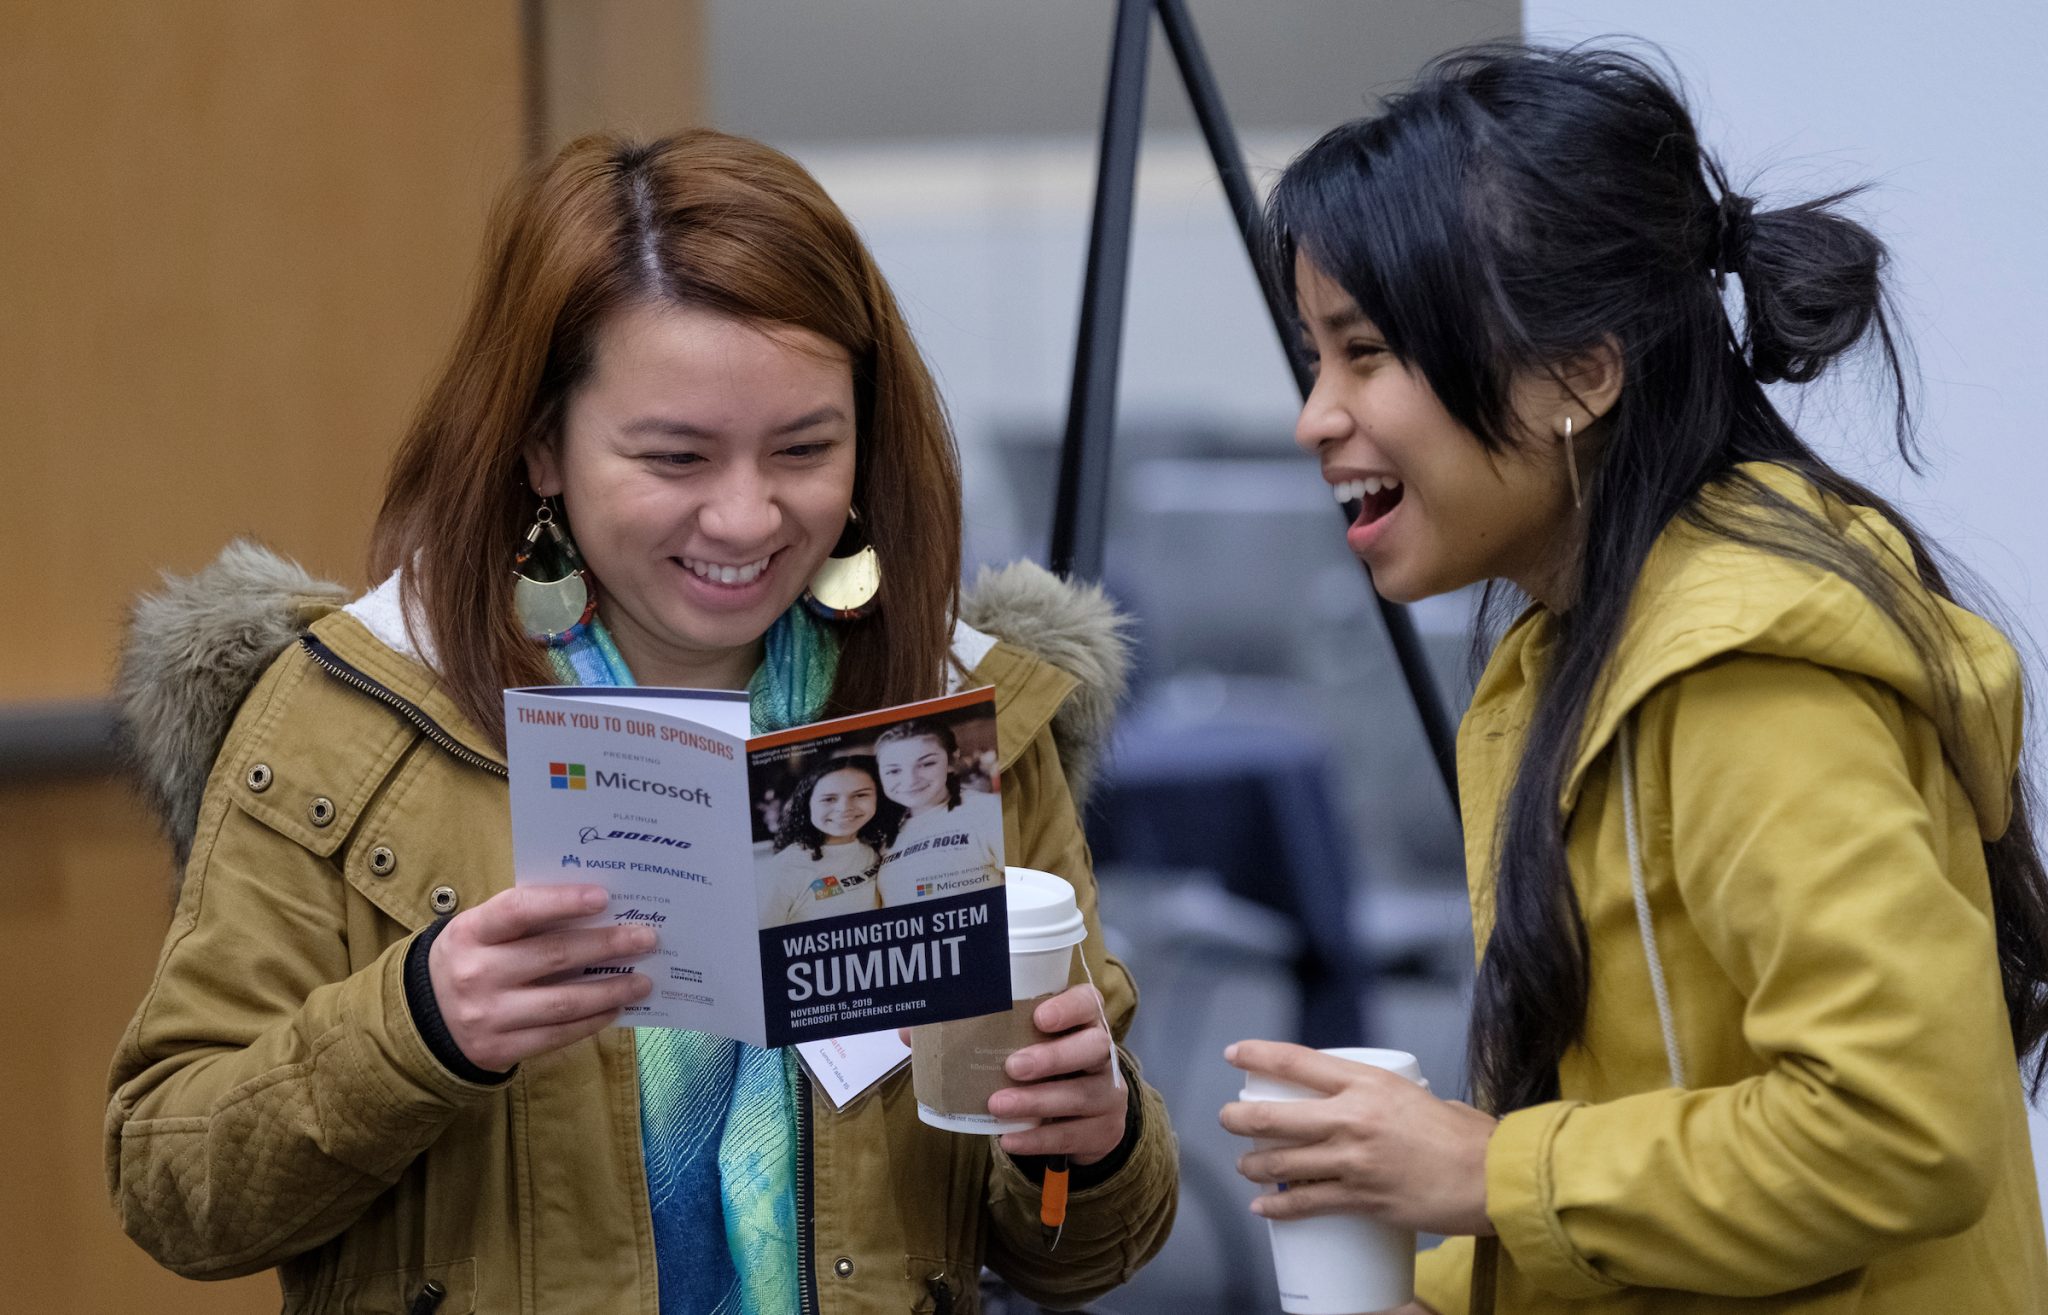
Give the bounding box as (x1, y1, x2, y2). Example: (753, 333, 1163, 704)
(107, 544, 1177, 1315)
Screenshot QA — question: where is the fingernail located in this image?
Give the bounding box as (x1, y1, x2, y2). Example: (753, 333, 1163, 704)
(582, 888, 607, 911)
(1223, 1043, 1239, 1062)
(633, 928, 658, 951)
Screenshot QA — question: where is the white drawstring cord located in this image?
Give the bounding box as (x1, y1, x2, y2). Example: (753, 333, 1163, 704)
(1620, 721, 1687, 1090)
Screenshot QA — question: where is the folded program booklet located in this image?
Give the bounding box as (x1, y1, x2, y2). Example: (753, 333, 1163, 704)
(504, 683, 1011, 1048)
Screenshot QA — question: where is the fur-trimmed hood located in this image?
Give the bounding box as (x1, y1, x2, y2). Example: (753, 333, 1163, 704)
(117, 542, 1129, 868)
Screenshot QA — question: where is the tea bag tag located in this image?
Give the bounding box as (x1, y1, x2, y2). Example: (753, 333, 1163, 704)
(1076, 952, 1124, 1091)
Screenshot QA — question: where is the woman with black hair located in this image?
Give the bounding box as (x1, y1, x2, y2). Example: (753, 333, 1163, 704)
(757, 755, 902, 926)
(1218, 44, 2048, 1314)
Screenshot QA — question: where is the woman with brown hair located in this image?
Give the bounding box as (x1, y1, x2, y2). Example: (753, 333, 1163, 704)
(107, 131, 1176, 1314)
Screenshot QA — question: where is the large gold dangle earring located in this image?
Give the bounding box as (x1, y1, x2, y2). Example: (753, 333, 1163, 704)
(1563, 415, 1584, 511)
(801, 507, 881, 621)
(512, 498, 598, 646)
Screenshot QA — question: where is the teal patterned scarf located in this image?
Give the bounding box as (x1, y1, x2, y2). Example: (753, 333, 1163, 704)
(548, 607, 840, 1315)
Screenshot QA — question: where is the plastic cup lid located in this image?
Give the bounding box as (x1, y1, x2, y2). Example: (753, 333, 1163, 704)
(1003, 866, 1086, 953)
(1238, 1047, 1424, 1101)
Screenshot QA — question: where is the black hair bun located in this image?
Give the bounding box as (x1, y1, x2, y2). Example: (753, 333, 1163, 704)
(1737, 192, 1887, 385)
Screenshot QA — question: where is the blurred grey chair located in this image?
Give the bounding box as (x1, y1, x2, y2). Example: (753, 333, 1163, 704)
(1088, 709, 1370, 1048)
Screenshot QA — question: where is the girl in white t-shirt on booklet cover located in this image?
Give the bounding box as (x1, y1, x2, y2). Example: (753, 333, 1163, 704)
(874, 719, 1004, 907)
(758, 754, 902, 927)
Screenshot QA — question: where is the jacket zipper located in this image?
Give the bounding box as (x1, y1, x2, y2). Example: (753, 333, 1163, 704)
(796, 1067, 820, 1315)
(299, 635, 507, 779)
(309, 630, 830, 1313)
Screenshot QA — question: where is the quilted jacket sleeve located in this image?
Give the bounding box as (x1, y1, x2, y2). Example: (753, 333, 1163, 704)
(1485, 657, 2012, 1297)
(105, 719, 499, 1279)
(980, 725, 1180, 1307)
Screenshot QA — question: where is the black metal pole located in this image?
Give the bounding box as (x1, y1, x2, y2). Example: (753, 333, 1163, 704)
(1154, 0, 1303, 395)
(1048, 0, 1152, 583)
(1155, 0, 1460, 813)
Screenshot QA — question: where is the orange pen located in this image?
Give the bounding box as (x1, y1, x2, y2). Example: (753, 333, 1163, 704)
(1040, 1155, 1070, 1249)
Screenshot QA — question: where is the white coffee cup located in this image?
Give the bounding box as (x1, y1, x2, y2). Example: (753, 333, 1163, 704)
(913, 867, 1088, 1134)
(1239, 1047, 1427, 1315)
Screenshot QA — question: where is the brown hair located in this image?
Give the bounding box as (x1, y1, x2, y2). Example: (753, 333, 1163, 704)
(370, 131, 962, 745)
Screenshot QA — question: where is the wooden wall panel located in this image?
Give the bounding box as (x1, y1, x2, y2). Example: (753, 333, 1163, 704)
(0, 777, 277, 1308)
(1, 3, 708, 1306)
(0, 2, 526, 704)
(0, 2, 523, 1308)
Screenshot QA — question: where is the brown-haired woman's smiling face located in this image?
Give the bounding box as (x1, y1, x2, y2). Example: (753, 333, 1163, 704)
(527, 300, 857, 688)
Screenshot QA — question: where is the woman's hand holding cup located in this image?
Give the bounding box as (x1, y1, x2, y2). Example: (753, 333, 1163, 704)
(1221, 1039, 1496, 1237)
(986, 984, 1128, 1165)
(427, 883, 656, 1072)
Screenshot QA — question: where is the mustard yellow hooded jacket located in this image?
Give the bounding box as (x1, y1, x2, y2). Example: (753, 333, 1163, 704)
(1417, 466, 2048, 1314)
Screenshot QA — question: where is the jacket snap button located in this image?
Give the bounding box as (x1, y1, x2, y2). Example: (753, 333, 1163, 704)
(245, 763, 273, 792)
(430, 885, 460, 915)
(832, 1257, 854, 1279)
(308, 796, 336, 827)
(368, 846, 397, 877)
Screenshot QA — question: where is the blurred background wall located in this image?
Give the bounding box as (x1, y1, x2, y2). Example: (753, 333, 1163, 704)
(10, 0, 2046, 1309)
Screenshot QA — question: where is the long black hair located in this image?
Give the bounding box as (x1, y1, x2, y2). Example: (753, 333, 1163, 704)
(1264, 43, 2048, 1110)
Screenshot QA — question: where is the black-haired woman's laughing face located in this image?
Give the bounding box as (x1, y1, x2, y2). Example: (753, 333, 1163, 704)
(1292, 255, 1583, 609)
